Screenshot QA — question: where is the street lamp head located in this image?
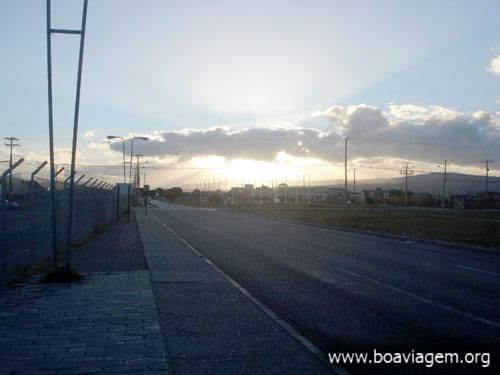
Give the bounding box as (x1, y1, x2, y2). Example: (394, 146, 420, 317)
(134, 136, 149, 141)
(107, 135, 124, 140)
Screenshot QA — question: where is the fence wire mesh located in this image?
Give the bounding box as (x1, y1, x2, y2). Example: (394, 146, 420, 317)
(1, 176, 127, 283)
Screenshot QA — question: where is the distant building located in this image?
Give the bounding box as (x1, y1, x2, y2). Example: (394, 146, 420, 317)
(255, 185, 273, 203)
(230, 185, 254, 202)
(361, 188, 407, 204)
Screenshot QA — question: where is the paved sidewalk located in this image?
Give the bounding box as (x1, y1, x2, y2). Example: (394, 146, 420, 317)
(0, 214, 169, 374)
(0, 272, 168, 374)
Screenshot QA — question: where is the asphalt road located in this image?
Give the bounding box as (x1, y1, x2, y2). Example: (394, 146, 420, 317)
(151, 201, 499, 373)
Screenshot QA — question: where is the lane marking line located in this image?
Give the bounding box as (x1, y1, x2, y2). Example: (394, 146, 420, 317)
(454, 264, 500, 278)
(337, 267, 500, 329)
(152, 214, 349, 375)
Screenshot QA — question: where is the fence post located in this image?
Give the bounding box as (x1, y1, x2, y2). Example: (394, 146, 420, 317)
(29, 161, 48, 262)
(30, 161, 48, 207)
(1, 158, 25, 203)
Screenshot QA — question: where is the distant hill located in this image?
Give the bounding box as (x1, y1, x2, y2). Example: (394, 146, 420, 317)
(353, 173, 500, 195)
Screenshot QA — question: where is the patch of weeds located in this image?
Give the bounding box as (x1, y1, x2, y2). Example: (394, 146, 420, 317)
(71, 224, 109, 248)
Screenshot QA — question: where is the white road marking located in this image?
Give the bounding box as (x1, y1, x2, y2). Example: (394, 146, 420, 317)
(337, 267, 500, 329)
(454, 264, 500, 278)
(152, 214, 349, 375)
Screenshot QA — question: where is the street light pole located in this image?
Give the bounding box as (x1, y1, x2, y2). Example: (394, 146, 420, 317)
(438, 160, 448, 208)
(344, 137, 350, 205)
(133, 153, 142, 190)
(129, 137, 149, 185)
(127, 137, 148, 222)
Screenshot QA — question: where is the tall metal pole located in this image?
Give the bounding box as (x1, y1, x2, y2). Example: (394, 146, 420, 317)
(46, 0, 58, 271)
(482, 160, 493, 193)
(127, 137, 148, 222)
(121, 139, 126, 183)
(441, 160, 447, 208)
(64, 0, 88, 271)
(129, 139, 135, 185)
(404, 162, 408, 206)
(134, 154, 142, 201)
(404, 162, 410, 206)
(127, 139, 135, 222)
(344, 137, 350, 205)
(399, 162, 414, 206)
(353, 167, 356, 194)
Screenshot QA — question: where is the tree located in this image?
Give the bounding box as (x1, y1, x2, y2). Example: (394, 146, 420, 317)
(165, 187, 183, 201)
(192, 189, 201, 202)
(209, 192, 222, 205)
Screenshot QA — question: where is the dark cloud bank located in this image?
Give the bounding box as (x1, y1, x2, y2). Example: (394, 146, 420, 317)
(114, 104, 500, 168)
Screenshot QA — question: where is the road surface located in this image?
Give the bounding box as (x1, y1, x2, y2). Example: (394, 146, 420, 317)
(150, 202, 499, 373)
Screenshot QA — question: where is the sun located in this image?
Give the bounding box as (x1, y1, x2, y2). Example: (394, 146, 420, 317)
(189, 152, 324, 188)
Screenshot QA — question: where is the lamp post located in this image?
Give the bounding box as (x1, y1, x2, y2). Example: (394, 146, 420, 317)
(127, 137, 148, 221)
(133, 154, 143, 190)
(344, 136, 350, 206)
(107, 135, 126, 183)
(129, 137, 149, 185)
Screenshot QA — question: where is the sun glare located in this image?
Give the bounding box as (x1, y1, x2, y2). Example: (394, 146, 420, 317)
(188, 152, 334, 188)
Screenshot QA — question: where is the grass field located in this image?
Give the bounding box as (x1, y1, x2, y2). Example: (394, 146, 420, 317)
(236, 207, 500, 249)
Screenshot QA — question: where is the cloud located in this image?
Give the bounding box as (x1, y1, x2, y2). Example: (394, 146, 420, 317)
(386, 104, 465, 123)
(110, 104, 500, 168)
(317, 104, 500, 165)
(83, 130, 96, 140)
(123, 127, 342, 162)
(487, 56, 500, 75)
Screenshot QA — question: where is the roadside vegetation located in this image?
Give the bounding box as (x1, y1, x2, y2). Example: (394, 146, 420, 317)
(148, 190, 500, 249)
(234, 206, 500, 249)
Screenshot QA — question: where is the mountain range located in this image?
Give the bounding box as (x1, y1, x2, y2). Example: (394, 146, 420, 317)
(347, 173, 500, 195)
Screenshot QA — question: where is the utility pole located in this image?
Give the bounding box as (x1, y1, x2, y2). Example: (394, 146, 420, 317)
(353, 167, 356, 193)
(308, 174, 311, 205)
(400, 162, 414, 206)
(4, 137, 21, 198)
(439, 160, 448, 208)
(133, 154, 142, 201)
(482, 160, 493, 193)
(344, 137, 350, 205)
(302, 175, 305, 205)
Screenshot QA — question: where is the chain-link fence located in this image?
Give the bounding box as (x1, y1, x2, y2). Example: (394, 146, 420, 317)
(0, 176, 128, 283)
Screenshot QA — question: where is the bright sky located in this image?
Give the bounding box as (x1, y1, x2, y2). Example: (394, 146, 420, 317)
(1, 0, 499, 189)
